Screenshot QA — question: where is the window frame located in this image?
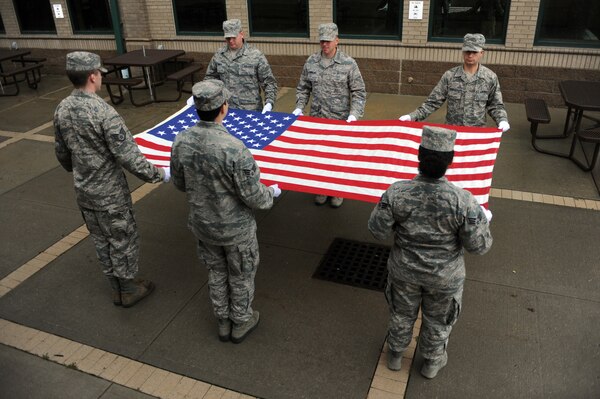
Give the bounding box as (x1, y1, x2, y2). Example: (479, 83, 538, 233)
(66, 0, 114, 35)
(533, 0, 600, 48)
(13, 0, 57, 34)
(427, 0, 510, 46)
(333, 0, 403, 40)
(172, 0, 227, 36)
(247, 0, 310, 38)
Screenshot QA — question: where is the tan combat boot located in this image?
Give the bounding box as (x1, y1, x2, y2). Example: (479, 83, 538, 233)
(107, 276, 122, 306)
(231, 311, 260, 344)
(421, 351, 448, 379)
(119, 278, 155, 308)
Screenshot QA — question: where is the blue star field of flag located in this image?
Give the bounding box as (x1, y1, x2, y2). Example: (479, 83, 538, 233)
(145, 106, 298, 150)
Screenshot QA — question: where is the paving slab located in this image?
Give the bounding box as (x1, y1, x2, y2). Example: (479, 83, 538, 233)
(3, 165, 145, 211)
(141, 243, 388, 399)
(257, 190, 390, 255)
(467, 198, 600, 301)
(0, 344, 155, 399)
(405, 280, 600, 399)
(0, 140, 59, 195)
(0, 97, 60, 133)
(0, 217, 202, 358)
(0, 196, 82, 279)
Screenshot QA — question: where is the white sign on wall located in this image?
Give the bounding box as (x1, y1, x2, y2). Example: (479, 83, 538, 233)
(408, 1, 423, 20)
(53, 4, 64, 19)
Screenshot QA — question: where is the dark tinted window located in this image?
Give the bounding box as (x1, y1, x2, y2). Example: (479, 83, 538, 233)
(335, 0, 402, 38)
(173, 0, 226, 34)
(68, 0, 113, 33)
(536, 0, 600, 47)
(249, 0, 308, 37)
(14, 0, 57, 33)
(430, 0, 510, 42)
(0, 13, 5, 34)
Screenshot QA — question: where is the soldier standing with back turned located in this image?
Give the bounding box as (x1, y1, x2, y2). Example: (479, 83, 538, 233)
(368, 126, 493, 379)
(54, 52, 170, 308)
(170, 80, 281, 343)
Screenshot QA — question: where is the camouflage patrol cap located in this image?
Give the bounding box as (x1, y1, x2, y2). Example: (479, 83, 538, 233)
(192, 80, 231, 111)
(223, 19, 242, 38)
(319, 23, 338, 41)
(66, 51, 107, 73)
(420, 126, 456, 152)
(462, 33, 485, 52)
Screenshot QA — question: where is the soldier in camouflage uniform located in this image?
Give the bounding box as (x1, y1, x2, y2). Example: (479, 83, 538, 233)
(368, 126, 493, 378)
(205, 19, 277, 113)
(54, 52, 169, 308)
(400, 33, 510, 133)
(294, 22, 367, 208)
(170, 80, 281, 343)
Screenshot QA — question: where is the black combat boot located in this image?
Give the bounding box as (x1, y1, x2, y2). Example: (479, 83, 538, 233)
(119, 278, 155, 308)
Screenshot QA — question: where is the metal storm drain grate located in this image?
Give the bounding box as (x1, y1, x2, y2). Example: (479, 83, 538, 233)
(313, 238, 390, 292)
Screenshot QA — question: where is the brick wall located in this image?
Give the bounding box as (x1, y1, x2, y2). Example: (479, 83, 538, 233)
(401, 60, 600, 106)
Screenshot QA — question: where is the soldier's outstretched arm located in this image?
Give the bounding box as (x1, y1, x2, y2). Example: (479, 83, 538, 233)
(258, 55, 278, 106)
(409, 72, 450, 122)
(54, 130, 72, 172)
(349, 64, 366, 119)
(103, 111, 163, 183)
(459, 196, 493, 255)
(295, 63, 312, 111)
(233, 148, 274, 210)
(169, 139, 186, 192)
(204, 56, 220, 81)
(368, 190, 395, 241)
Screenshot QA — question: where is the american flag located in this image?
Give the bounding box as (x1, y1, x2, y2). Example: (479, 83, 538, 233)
(134, 105, 502, 206)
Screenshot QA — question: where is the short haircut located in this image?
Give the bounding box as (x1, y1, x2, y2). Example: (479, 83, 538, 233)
(67, 70, 93, 88)
(196, 104, 224, 122)
(418, 146, 454, 179)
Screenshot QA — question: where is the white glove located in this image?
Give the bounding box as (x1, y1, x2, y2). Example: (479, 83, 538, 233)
(292, 108, 303, 116)
(162, 167, 171, 183)
(399, 114, 411, 121)
(262, 103, 273, 114)
(270, 184, 281, 198)
(346, 114, 357, 123)
(498, 121, 510, 132)
(481, 205, 492, 222)
(186, 95, 194, 106)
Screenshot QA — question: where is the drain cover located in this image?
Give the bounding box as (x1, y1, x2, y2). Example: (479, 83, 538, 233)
(313, 238, 390, 291)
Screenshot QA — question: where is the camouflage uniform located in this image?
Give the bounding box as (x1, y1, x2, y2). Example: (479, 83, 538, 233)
(408, 64, 507, 127)
(205, 42, 277, 111)
(170, 80, 275, 324)
(54, 81, 164, 280)
(368, 126, 492, 361)
(295, 50, 366, 120)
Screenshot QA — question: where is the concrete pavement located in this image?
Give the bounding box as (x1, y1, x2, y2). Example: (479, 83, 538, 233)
(0, 74, 599, 399)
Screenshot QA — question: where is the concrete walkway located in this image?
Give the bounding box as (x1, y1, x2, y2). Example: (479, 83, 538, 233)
(0, 75, 599, 399)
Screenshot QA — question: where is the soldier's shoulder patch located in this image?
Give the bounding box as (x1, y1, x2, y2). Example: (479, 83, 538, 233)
(111, 127, 126, 142)
(467, 210, 478, 225)
(378, 201, 389, 209)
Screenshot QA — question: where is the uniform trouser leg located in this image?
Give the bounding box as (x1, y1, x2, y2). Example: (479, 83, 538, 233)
(419, 284, 463, 360)
(386, 278, 422, 353)
(197, 235, 259, 324)
(80, 206, 140, 280)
